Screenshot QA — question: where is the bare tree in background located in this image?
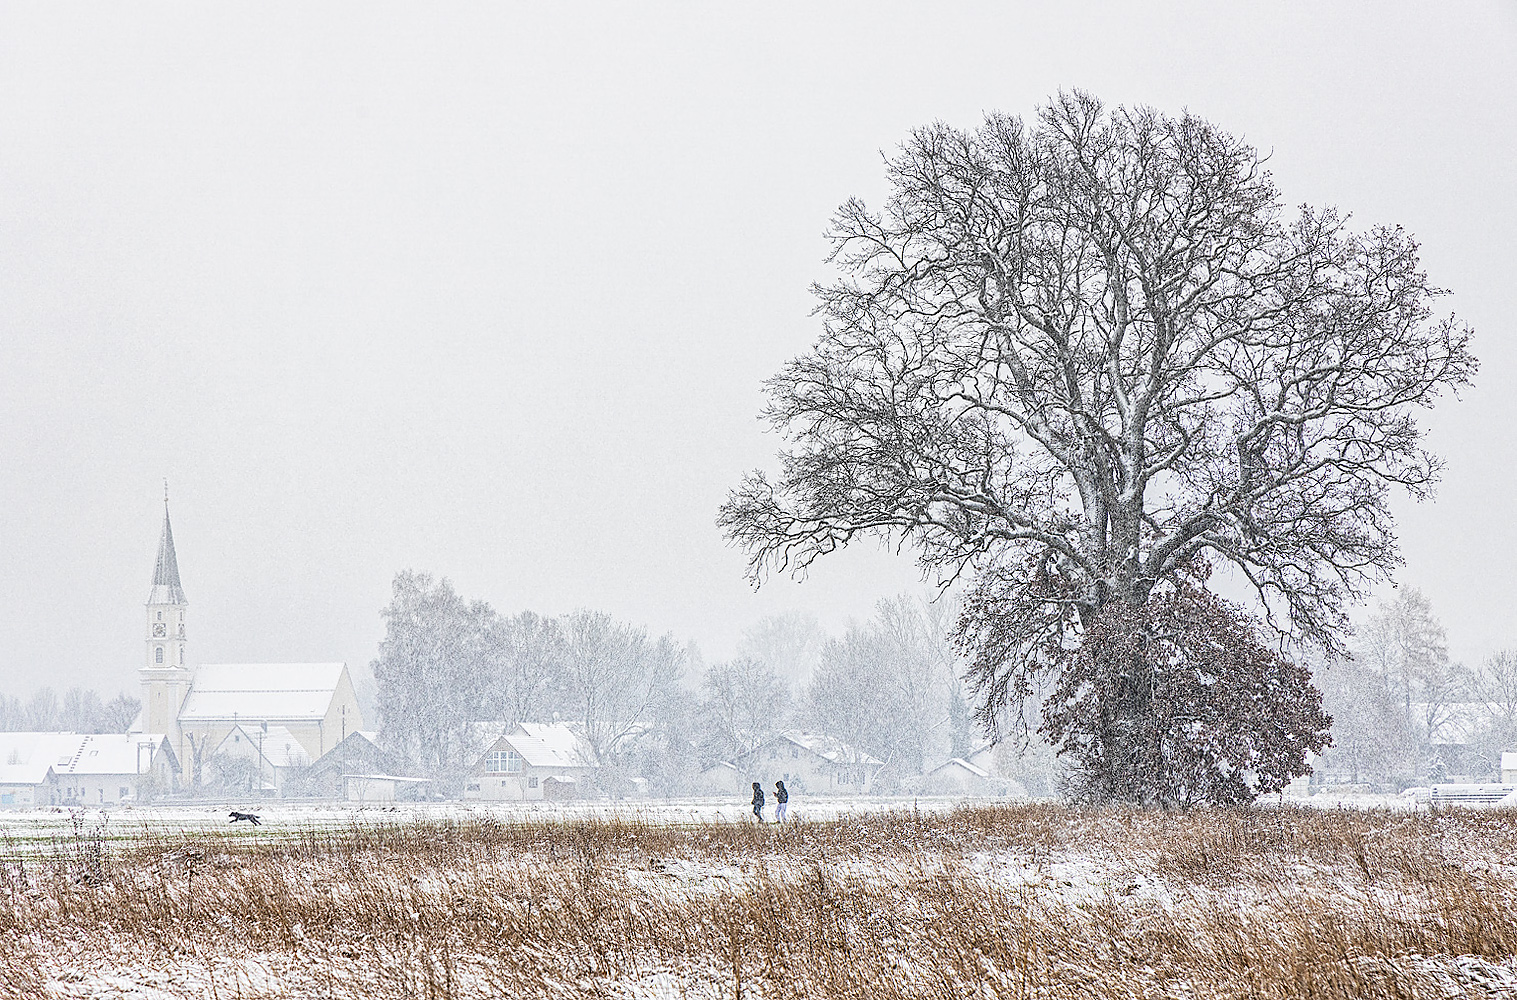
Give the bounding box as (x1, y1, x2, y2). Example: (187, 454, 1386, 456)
(722, 91, 1474, 802)
(25, 688, 60, 731)
(805, 597, 961, 780)
(699, 657, 790, 762)
(483, 610, 566, 729)
(0, 688, 139, 733)
(558, 610, 684, 771)
(98, 693, 142, 734)
(1462, 651, 1517, 776)
(1356, 588, 1456, 741)
(372, 572, 491, 790)
(737, 611, 824, 694)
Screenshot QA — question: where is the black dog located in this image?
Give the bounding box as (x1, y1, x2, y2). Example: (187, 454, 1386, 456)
(228, 811, 261, 826)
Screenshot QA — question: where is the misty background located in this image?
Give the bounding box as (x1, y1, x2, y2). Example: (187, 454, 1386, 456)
(1, 4, 1514, 707)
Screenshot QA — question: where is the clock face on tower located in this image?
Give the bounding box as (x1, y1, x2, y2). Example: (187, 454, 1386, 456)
(153, 622, 166, 637)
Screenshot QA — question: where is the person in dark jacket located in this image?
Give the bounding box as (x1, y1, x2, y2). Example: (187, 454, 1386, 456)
(751, 781, 765, 822)
(774, 780, 789, 823)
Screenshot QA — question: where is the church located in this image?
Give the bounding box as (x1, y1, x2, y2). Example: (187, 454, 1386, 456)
(132, 499, 365, 784)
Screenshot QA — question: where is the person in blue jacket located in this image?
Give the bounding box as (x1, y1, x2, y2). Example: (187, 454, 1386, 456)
(774, 780, 789, 823)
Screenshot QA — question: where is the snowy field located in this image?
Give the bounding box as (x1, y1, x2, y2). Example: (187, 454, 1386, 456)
(1, 795, 1001, 854)
(5, 796, 1512, 999)
(0, 791, 1418, 855)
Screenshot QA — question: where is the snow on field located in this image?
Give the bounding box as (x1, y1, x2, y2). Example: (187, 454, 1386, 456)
(0, 795, 984, 853)
(9, 792, 1510, 998)
(0, 788, 1429, 849)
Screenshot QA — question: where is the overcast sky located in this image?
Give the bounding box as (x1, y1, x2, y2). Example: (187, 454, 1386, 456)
(1, 3, 1513, 699)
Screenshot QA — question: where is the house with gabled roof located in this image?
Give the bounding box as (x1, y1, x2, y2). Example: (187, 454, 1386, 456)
(130, 498, 365, 790)
(0, 732, 178, 806)
(916, 756, 1023, 797)
(466, 722, 595, 801)
(731, 730, 884, 795)
(206, 723, 313, 795)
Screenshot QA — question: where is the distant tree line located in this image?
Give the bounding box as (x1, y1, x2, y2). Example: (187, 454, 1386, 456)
(0, 686, 141, 734)
(370, 572, 980, 796)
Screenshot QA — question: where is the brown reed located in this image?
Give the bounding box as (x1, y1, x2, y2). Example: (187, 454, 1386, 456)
(3, 803, 1515, 998)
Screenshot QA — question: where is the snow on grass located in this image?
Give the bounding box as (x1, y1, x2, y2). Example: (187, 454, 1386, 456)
(5, 800, 1517, 998)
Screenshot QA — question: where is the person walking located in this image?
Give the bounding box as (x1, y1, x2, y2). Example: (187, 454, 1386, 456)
(774, 780, 789, 823)
(751, 781, 765, 822)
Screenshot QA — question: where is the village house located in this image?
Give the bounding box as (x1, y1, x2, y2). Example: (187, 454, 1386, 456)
(916, 757, 1024, 797)
(0, 732, 179, 807)
(299, 730, 396, 798)
(728, 730, 885, 795)
(465, 722, 594, 802)
(206, 723, 313, 796)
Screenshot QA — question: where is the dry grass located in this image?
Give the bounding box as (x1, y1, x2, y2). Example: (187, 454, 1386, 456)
(5, 803, 1517, 998)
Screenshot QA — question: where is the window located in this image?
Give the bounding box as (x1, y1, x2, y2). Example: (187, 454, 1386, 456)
(484, 749, 523, 773)
(119, 787, 129, 798)
(155, 647, 164, 664)
(791, 747, 799, 759)
(157, 611, 162, 621)
(528, 777, 539, 788)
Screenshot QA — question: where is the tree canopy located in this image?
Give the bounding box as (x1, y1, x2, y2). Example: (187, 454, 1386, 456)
(721, 92, 1473, 800)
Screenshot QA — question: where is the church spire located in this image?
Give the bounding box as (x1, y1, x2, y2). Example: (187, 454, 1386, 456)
(149, 487, 187, 605)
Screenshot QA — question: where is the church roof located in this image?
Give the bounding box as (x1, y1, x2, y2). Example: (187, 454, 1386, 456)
(179, 663, 348, 723)
(147, 503, 187, 606)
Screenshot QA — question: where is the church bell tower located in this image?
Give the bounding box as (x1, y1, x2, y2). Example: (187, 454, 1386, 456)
(139, 489, 191, 738)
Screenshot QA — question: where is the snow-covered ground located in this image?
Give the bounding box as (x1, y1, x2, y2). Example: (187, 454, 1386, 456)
(0, 789, 1433, 855)
(0, 795, 983, 853)
(7, 795, 1516, 999)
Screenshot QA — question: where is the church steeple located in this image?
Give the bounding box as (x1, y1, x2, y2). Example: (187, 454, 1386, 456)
(140, 487, 191, 739)
(148, 491, 187, 605)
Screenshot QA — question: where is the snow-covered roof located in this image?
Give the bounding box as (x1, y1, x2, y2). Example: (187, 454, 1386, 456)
(0, 732, 172, 784)
(928, 757, 992, 779)
(216, 724, 312, 769)
(178, 663, 346, 722)
(775, 730, 884, 766)
(506, 722, 591, 768)
(0, 732, 76, 785)
(57, 734, 174, 776)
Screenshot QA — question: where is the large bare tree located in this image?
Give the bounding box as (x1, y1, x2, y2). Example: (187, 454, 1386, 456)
(722, 92, 1474, 757)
